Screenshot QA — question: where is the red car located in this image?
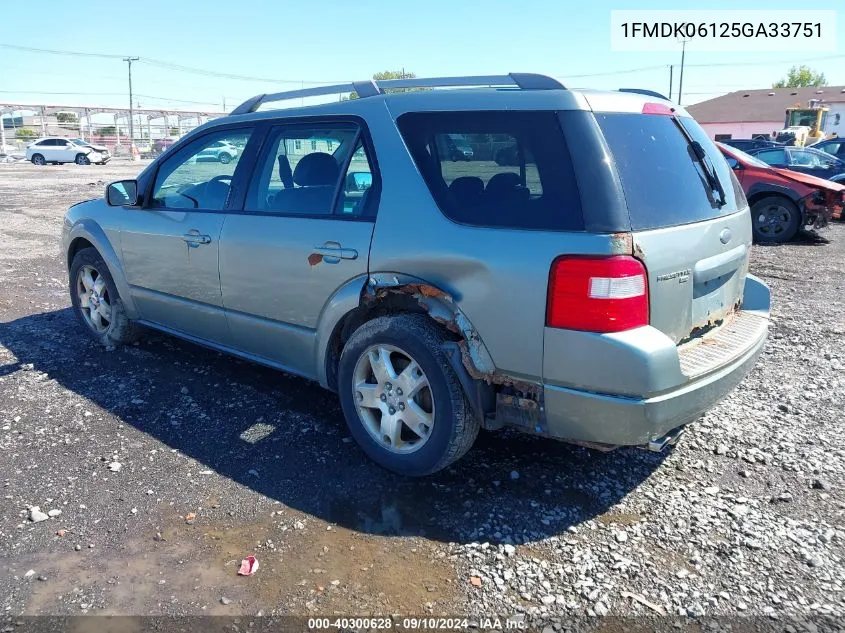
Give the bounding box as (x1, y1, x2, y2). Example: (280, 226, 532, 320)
(719, 142, 844, 243)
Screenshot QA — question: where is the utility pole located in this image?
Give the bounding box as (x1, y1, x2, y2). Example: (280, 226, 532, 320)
(222, 96, 226, 112)
(668, 65, 674, 101)
(123, 56, 139, 159)
(676, 37, 689, 105)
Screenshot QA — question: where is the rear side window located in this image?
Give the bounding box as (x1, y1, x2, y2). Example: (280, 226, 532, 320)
(596, 113, 743, 231)
(755, 148, 787, 165)
(397, 111, 583, 231)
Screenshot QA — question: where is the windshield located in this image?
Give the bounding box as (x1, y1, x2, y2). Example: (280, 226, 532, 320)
(71, 139, 89, 147)
(719, 143, 770, 168)
(596, 113, 743, 230)
(787, 110, 818, 127)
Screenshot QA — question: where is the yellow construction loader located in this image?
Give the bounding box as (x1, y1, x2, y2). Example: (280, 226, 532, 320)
(776, 100, 832, 147)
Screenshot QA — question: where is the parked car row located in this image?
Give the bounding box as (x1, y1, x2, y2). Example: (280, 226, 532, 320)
(718, 143, 844, 243)
(746, 145, 845, 181)
(721, 137, 845, 182)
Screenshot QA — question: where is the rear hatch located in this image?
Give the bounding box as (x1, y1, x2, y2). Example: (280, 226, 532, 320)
(592, 105, 750, 343)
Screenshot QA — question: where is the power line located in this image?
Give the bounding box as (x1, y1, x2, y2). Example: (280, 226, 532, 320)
(0, 43, 125, 59)
(0, 90, 127, 96)
(0, 90, 227, 109)
(137, 58, 351, 85)
(560, 65, 667, 79)
(0, 43, 351, 85)
(686, 54, 845, 68)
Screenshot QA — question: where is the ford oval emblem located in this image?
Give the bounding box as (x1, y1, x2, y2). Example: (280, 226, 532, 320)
(719, 228, 732, 244)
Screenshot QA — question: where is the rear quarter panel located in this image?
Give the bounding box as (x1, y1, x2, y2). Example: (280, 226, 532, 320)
(364, 99, 618, 382)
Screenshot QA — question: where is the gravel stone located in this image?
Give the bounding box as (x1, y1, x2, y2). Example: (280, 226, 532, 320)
(28, 507, 48, 523)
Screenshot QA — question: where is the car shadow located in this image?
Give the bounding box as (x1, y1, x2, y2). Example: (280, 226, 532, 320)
(0, 308, 668, 545)
(755, 229, 831, 247)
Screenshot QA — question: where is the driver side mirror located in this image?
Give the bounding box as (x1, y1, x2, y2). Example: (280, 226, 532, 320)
(346, 171, 372, 192)
(106, 180, 138, 207)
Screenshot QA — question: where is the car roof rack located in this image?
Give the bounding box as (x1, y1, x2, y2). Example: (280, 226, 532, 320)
(230, 73, 566, 116)
(618, 88, 670, 100)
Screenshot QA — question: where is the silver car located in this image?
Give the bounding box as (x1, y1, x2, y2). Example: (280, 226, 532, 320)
(62, 74, 771, 476)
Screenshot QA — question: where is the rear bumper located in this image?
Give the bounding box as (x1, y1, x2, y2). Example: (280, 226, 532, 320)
(539, 274, 770, 446)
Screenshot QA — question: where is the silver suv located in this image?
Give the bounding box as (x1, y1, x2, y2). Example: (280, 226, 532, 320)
(62, 74, 771, 476)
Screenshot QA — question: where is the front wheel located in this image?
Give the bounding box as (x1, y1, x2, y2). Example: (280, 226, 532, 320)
(751, 196, 800, 243)
(75, 153, 91, 166)
(31, 154, 46, 166)
(69, 248, 139, 347)
(218, 153, 232, 164)
(337, 314, 479, 476)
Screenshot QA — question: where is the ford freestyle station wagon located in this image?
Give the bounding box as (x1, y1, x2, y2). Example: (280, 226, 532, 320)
(62, 74, 771, 476)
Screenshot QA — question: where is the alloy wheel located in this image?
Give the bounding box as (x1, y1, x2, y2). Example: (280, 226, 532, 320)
(352, 344, 435, 454)
(76, 265, 112, 333)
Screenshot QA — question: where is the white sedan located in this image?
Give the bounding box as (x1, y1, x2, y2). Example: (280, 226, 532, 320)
(26, 137, 109, 165)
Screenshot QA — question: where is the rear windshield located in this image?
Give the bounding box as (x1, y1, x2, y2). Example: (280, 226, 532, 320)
(596, 113, 745, 231)
(397, 111, 583, 231)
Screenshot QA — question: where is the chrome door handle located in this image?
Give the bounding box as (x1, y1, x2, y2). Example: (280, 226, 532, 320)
(182, 232, 212, 247)
(312, 244, 358, 263)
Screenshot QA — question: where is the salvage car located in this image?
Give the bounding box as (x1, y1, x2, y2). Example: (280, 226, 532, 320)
(27, 137, 109, 165)
(62, 75, 771, 476)
(748, 145, 845, 181)
(721, 138, 784, 152)
(719, 143, 844, 242)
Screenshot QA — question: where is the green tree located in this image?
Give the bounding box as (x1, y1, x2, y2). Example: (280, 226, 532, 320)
(15, 128, 37, 139)
(96, 126, 117, 136)
(56, 112, 78, 123)
(169, 127, 179, 136)
(773, 65, 827, 88)
(345, 70, 420, 100)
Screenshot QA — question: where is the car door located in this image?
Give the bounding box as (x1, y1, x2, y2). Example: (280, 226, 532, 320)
(814, 152, 845, 179)
(56, 139, 76, 162)
(119, 125, 258, 346)
(816, 141, 844, 160)
(38, 139, 59, 161)
(218, 119, 378, 379)
(784, 148, 820, 177)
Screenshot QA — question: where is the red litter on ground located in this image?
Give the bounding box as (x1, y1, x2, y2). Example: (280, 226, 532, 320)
(237, 555, 259, 576)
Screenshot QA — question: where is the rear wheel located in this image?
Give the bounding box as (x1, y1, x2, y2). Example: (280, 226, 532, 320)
(69, 248, 139, 347)
(218, 153, 232, 164)
(751, 196, 800, 243)
(31, 154, 45, 166)
(75, 153, 91, 166)
(337, 314, 479, 476)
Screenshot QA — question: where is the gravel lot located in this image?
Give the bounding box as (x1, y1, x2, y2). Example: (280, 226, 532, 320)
(0, 161, 843, 627)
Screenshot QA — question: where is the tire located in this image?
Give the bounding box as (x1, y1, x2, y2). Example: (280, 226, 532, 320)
(75, 153, 91, 166)
(31, 154, 45, 166)
(69, 247, 139, 347)
(751, 196, 801, 243)
(218, 153, 232, 164)
(337, 314, 480, 476)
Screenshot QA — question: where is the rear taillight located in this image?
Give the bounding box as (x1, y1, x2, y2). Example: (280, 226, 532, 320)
(546, 255, 649, 333)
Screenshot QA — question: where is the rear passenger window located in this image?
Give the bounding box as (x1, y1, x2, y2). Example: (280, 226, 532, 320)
(755, 149, 787, 165)
(397, 111, 583, 231)
(246, 122, 377, 217)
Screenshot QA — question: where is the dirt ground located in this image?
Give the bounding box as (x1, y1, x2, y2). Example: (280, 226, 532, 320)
(0, 160, 843, 625)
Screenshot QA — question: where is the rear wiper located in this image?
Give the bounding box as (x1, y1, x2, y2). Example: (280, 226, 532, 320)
(671, 119, 727, 208)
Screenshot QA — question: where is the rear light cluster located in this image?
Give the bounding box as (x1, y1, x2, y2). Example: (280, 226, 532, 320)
(546, 256, 649, 333)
